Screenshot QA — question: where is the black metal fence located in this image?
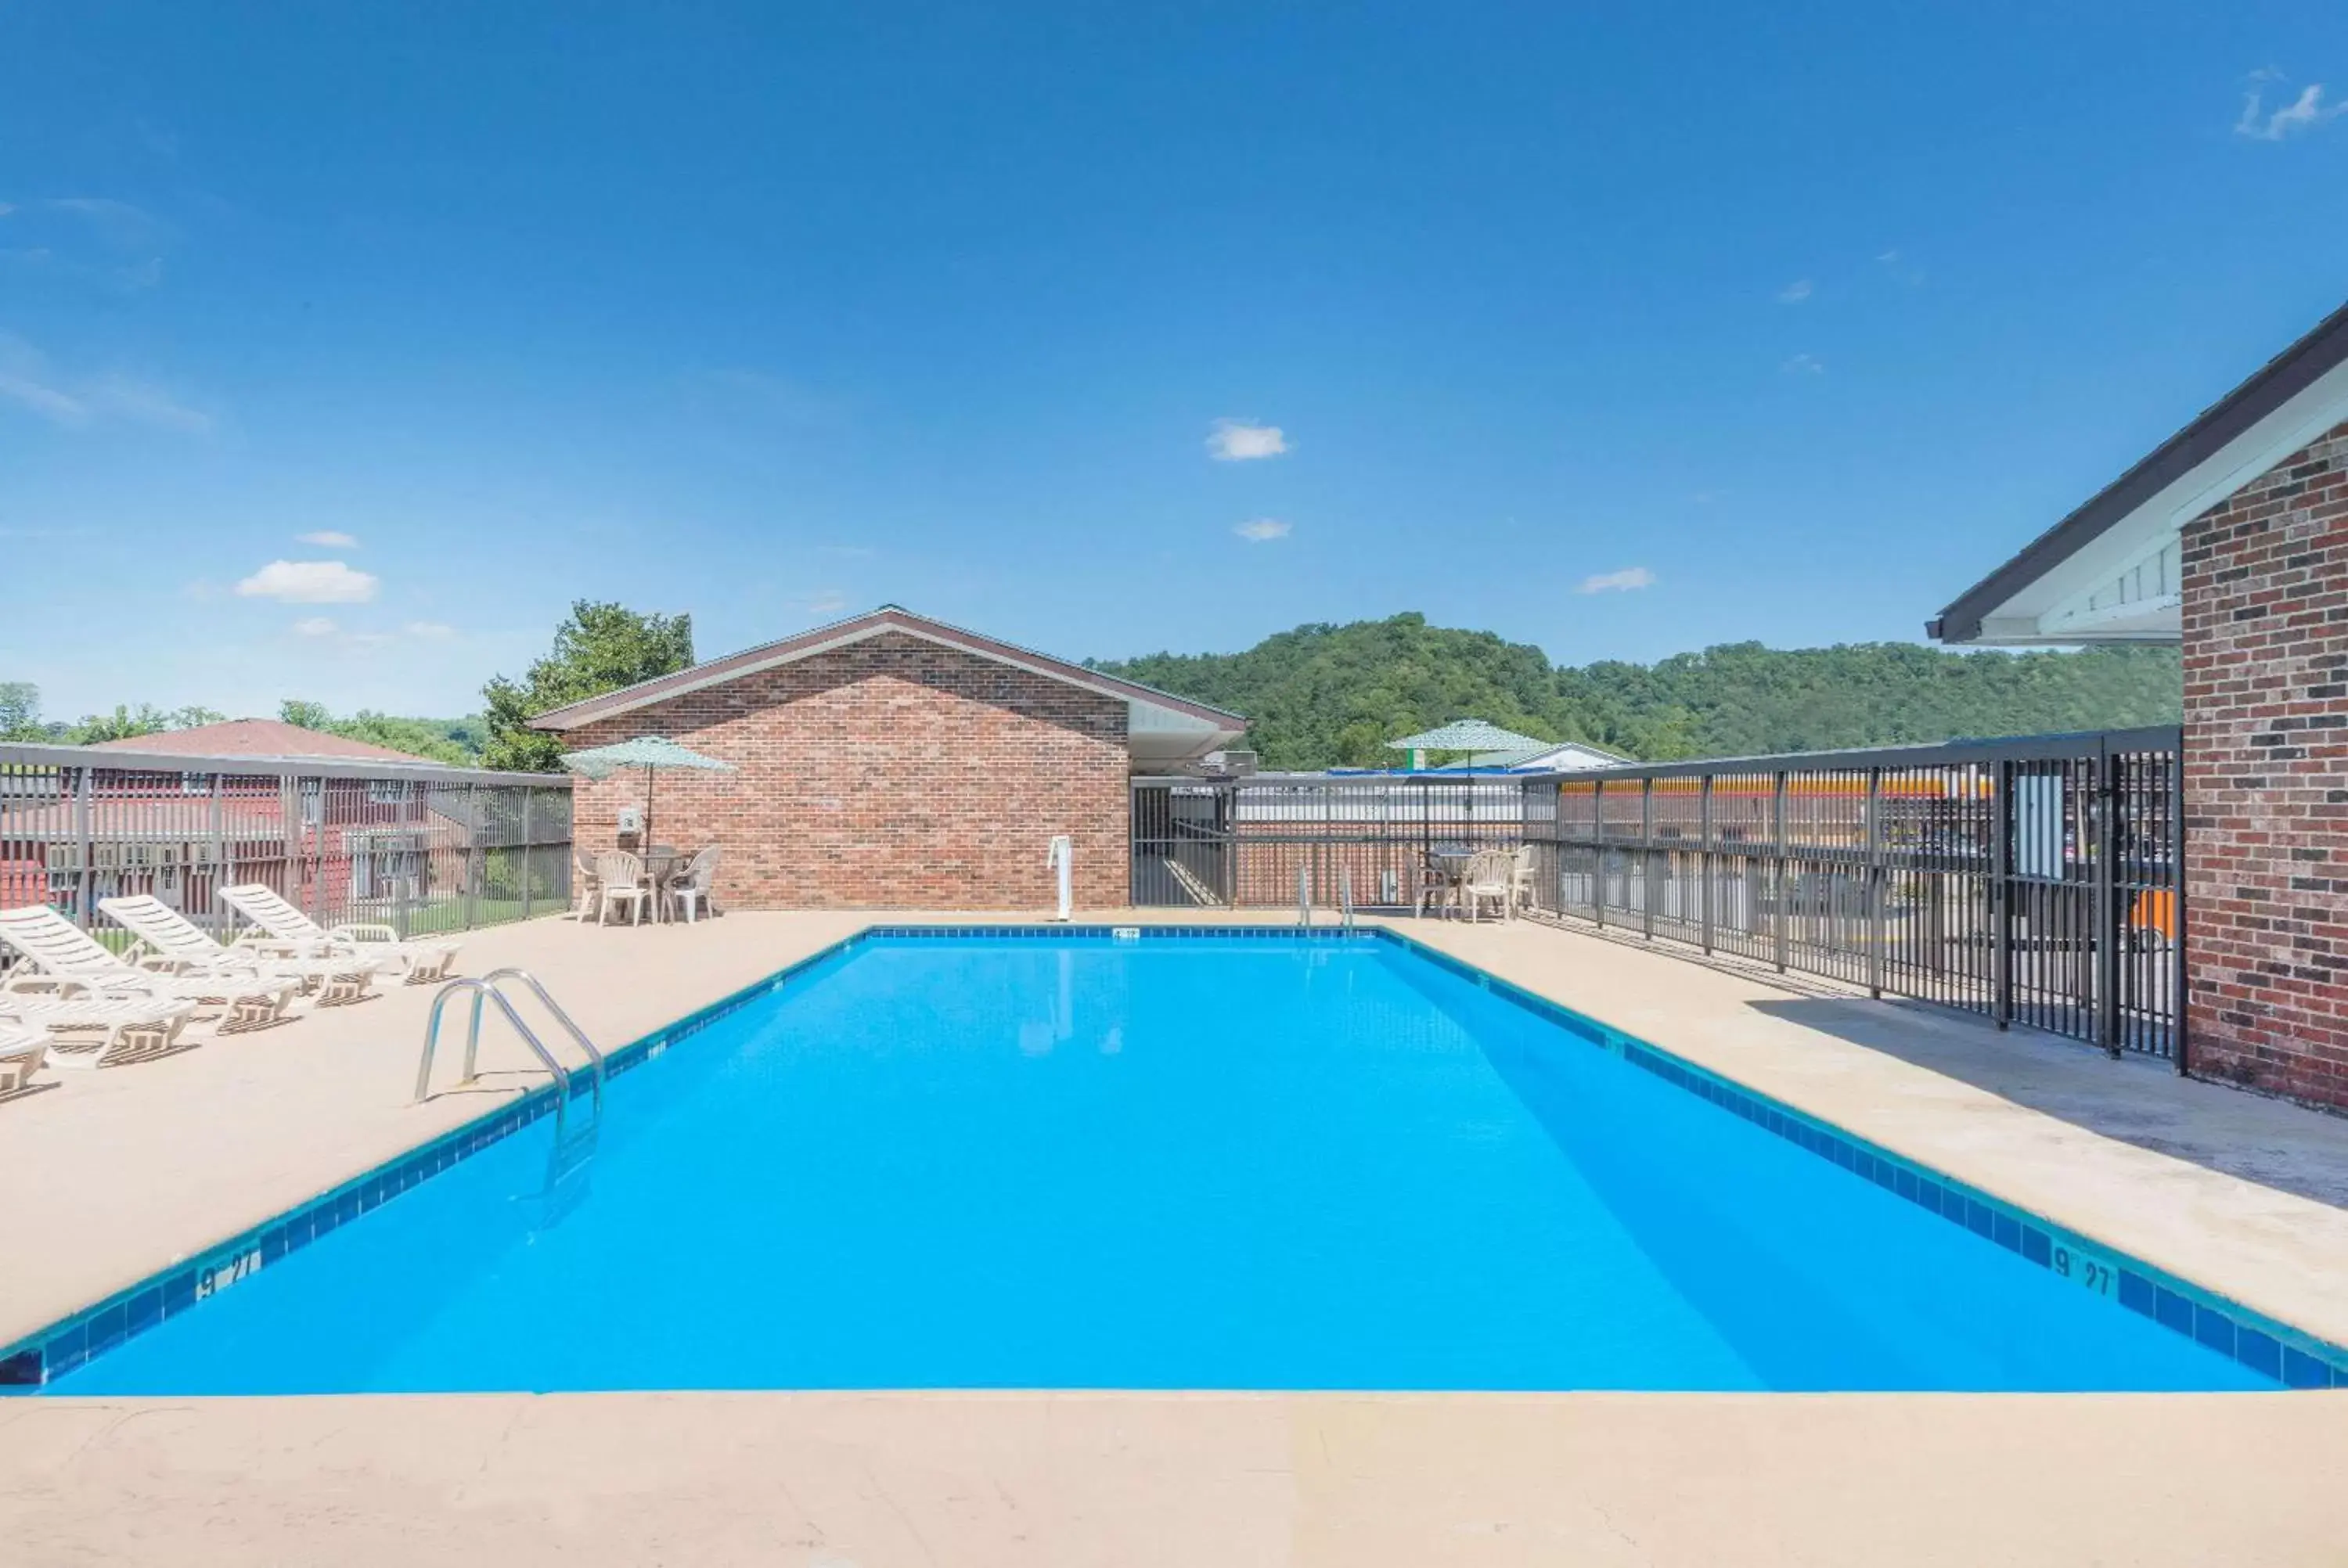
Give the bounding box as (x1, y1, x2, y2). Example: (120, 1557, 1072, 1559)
(1133, 725, 2184, 1062)
(1132, 774, 1524, 910)
(0, 741, 574, 949)
(1525, 728, 2183, 1061)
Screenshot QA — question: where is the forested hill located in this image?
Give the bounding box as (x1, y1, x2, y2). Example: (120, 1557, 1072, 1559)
(1093, 614, 2182, 770)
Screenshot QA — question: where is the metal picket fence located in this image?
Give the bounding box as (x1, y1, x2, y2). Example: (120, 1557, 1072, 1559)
(1133, 726, 2184, 1063)
(1520, 728, 2184, 1063)
(0, 741, 573, 951)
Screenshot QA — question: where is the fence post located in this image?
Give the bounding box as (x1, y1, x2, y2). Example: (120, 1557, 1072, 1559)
(1771, 771, 1788, 973)
(521, 788, 536, 922)
(73, 765, 92, 926)
(1867, 768, 1885, 998)
(1699, 773, 1714, 955)
(1992, 758, 2014, 1030)
(2170, 743, 2189, 1077)
(2093, 740, 2119, 1057)
(311, 777, 329, 925)
(465, 782, 481, 931)
(1593, 779, 1607, 929)
(1641, 776, 1656, 939)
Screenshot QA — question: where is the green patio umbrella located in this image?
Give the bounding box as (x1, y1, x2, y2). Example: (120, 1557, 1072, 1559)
(1386, 718, 1548, 771)
(559, 735, 736, 854)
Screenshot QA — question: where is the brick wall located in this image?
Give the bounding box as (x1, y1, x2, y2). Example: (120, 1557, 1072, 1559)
(563, 634, 1130, 910)
(2181, 419, 2348, 1109)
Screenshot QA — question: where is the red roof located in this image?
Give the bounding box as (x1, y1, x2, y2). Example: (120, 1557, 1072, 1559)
(86, 718, 437, 764)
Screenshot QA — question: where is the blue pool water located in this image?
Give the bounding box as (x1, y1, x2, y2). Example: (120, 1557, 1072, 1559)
(49, 934, 2270, 1394)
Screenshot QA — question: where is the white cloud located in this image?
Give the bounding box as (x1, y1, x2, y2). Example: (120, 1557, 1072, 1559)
(298, 530, 359, 548)
(0, 335, 209, 431)
(83, 374, 209, 433)
(47, 197, 170, 250)
(1578, 566, 1656, 595)
(404, 620, 456, 639)
(0, 203, 14, 218)
(791, 588, 848, 616)
(2235, 80, 2345, 141)
(292, 617, 338, 638)
(1207, 419, 1289, 461)
(1233, 517, 1291, 542)
(1782, 353, 1825, 375)
(234, 559, 380, 604)
(1777, 279, 1813, 304)
(1875, 248, 1901, 264)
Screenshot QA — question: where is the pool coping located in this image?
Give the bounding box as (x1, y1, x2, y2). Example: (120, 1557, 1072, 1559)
(5, 922, 2345, 1392)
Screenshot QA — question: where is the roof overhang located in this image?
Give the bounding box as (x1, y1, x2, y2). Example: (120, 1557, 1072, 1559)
(528, 605, 1248, 766)
(1932, 299, 2348, 646)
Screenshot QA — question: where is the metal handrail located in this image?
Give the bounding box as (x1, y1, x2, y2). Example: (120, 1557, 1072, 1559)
(414, 973, 603, 1138)
(1340, 867, 1355, 930)
(469, 967, 606, 1110)
(1296, 865, 1312, 927)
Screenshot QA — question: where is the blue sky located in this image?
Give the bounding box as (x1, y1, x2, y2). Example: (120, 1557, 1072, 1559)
(3, 3, 2345, 721)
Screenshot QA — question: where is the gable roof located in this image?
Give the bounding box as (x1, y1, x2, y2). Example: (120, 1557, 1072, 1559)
(525, 605, 1249, 762)
(85, 718, 438, 764)
(1931, 297, 2348, 646)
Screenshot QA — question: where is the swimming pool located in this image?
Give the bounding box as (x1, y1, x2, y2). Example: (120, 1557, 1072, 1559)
(17, 930, 2341, 1393)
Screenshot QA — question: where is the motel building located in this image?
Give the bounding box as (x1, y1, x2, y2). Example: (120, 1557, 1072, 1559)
(1933, 298, 2348, 1112)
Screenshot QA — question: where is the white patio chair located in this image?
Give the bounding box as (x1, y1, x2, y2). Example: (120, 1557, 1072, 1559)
(1508, 843, 1540, 914)
(215, 884, 461, 983)
(664, 845, 722, 924)
(593, 851, 651, 926)
(568, 851, 603, 923)
(0, 973, 196, 1068)
(0, 1021, 50, 1099)
(0, 905, 297, 1029)
(99, 895, 380, 1007)
(1459, 848, 1515, 923)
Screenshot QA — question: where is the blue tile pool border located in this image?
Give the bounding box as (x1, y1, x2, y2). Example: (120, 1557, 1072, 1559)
(5, 921, 2343, 1391)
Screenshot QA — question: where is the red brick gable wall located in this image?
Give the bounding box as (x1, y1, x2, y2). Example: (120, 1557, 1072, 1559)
(2181, 419, 2348, 1109)
(564, 633, 1130, 910)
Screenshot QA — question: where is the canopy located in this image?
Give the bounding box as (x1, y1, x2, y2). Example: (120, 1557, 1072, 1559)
(559, 736, 736, 781)
(1386, 718, 1549, 755)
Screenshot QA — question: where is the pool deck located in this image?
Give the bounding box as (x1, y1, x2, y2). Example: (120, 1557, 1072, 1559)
(5, 908, 2348, 1564)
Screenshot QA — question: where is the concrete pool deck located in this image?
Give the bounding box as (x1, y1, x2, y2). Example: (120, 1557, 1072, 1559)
(5, 909, 2348, 1563)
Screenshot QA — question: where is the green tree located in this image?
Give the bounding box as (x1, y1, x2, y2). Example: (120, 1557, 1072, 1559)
(279, 699, 333, 730)
(67, 703, 175, 744)
(1097, 614, 2182, 769)
(481, 600, 696, 771)
(0, 682, 40, 740)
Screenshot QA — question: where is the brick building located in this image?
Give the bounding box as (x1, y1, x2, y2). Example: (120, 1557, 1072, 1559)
(1934, 300, 2348, 1109)
(530, 606, 1248, 912)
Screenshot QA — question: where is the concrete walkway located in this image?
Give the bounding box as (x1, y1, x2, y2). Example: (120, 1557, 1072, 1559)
(5, 909, 2348, 1564)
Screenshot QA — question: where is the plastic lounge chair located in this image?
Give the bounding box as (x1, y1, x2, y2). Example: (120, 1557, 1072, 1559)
(0, 973, 199, 1067)
(0, 1022, 49, 1098)
(0, 905, 297, 1028)
(664, 845, 721, 924)
(593, 851, 650, 926)
(99, 895, 381, 1007)
(215, 884, 460, 983)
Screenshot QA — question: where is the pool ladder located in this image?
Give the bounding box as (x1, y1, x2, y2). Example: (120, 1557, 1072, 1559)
(414, 969, 607, 1145)
(1296, 867, 1357, 930)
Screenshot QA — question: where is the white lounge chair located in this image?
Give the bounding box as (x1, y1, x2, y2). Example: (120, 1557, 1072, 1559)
(0, 905, 297, 1029)
(1508, 843, 1540, 914)
(0, 974, 198, 1067)
(99, 895, 381, 1007)
(0, 1022, 50, 1098)
(214, 884, 460, 983)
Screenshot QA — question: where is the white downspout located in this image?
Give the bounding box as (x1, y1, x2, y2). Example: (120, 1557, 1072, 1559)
(1046, 834, 1074, 922)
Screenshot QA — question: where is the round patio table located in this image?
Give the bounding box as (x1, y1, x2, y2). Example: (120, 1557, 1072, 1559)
(642, 846, 682, 923)
(1421, 843, 1478, 916)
